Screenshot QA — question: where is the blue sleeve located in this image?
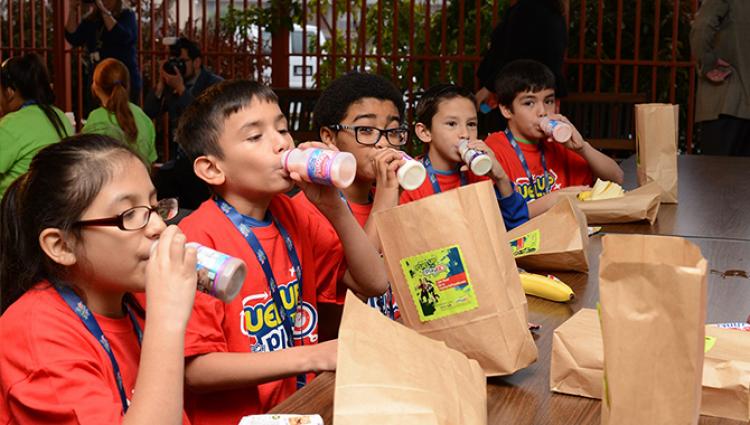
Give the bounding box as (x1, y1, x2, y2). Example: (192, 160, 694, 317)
(65, 21, 95, 47)
(495, 185, 529, 230)
(105, 10, 137, 45)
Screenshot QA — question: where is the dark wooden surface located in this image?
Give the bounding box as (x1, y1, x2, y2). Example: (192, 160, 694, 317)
(272, 235, 750, 424)
(603, 155, 750, 241)
(270, 155, 750, 423)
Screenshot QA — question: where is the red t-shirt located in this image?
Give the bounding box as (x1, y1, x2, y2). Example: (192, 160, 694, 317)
(0, 284, 190, 424)
(485, 131, 593, 201)
(400, 168, 488, 204)
(346, 200, 373, 228)
(178, 195, 346, 424)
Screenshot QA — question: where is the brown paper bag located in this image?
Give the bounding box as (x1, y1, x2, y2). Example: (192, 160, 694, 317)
(702, 326, 750, 421)
(550, 308, 602, 399)
(507, 197, 589, 272)
(599, 234, 707, 425)
(374, 181, 538, 376)
(334, 291, 487, 425)
(551, 312, 750, 421)
(635, 103, 679, 203)
(573, 181, 661, 225)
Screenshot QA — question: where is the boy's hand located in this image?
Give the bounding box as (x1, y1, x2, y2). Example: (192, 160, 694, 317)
(372, 148, 405, 190)
(464, 139, 509, 183)
(546, 114, 587, 152)
(307, 340, 338, 373)
(289, 142, 348, 215)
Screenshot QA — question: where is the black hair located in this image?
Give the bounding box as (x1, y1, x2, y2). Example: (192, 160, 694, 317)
(0, 53, 69, 139)
(176, 79, 278, 160)
(415, 83, 476, 130)
(312, 71, 405, 131)
(0, 134, 142, 313)
(170, 37, 202, 60)
(493, 59, 556, 109)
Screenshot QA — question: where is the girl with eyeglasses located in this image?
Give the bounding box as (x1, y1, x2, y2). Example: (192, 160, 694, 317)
(0, 134, 196, 424)
(0, 53, 73, 198)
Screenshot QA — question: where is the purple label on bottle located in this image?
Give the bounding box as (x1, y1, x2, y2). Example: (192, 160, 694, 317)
(306, 149, 334, 185)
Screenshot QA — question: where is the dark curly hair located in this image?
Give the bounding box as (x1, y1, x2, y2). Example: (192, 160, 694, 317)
(312, 72, 405, 132)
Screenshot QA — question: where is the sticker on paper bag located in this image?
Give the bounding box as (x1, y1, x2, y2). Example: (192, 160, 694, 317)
(400, 245, 478, 322)
(510, 229, 541, 257)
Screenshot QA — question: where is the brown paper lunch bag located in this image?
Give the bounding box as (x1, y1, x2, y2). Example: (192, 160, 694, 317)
(551, 310, 750, 422)
(635, 103, 679, 203)
(573, 181, 662, 225)
(374, 181, 538, 376)
(599, 234, 707, 425)
(507, 197, 589, 273)
(334, 291, 487, 425)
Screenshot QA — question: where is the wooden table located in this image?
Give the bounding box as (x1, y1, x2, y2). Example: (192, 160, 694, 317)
(269, 154, 750, 423)
(271, 235, 750, 424)
(603, 155, 750, 241)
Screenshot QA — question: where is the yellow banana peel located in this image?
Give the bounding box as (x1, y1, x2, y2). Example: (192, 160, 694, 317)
(519, 272, 575, 302)
(578, 178, 625, 201)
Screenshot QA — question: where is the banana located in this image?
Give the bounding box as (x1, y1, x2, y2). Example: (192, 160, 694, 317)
(519, 272, 575, 302)
(577, 190, 592, 201)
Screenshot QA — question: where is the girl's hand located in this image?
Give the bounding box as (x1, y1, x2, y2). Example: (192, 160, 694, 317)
(145, 225, 197, 329)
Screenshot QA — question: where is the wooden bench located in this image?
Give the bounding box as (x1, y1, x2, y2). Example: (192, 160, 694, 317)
(273, 88, 322, 142)
(560, 92, 647, 157)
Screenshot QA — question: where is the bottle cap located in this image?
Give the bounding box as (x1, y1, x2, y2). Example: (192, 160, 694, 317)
(470, 155, 493, 176)
(397, 160, 427, 190)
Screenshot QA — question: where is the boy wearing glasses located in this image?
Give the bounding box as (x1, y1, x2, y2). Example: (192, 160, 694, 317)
(173, 80, 388, 423)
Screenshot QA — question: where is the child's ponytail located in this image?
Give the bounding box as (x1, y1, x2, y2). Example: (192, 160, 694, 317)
(93, 58, 138, 144)
(108, 81, 138, 143)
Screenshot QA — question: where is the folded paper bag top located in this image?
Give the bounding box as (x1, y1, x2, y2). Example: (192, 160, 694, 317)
(334, 291, 487, 425)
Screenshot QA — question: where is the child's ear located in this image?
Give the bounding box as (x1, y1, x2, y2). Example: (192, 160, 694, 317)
(193, 155, 226, 186)
(39, 228, 77, 267)
(319, 126, 336, 146)
(499, 103, 513, 120)
(414, 122, 432, 144)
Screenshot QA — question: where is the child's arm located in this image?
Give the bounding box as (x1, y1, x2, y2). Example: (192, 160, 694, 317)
(292, 143, 390, 297)
(469, 139, 514, 197)
(365, 149, 405, 249)
(549, 114, 625, 185)
(185, 340, 337, 392)
(526, 186, 591, 217)
(124, 226, 197, 425)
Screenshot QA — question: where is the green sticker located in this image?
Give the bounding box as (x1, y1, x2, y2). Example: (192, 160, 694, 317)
(509, 229, 541, 258)
(400, 245, 478, 322)
(705, 336, 717, 353)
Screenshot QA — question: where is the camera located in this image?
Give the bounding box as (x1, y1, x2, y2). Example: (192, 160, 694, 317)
(162, 57, 186, 76)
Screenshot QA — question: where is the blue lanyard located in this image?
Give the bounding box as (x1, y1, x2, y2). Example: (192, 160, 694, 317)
(55, 284, 142, 414)
(215, 198, 306, 389)
(505, 129, 550, 198)
(421, 154, 468, 194)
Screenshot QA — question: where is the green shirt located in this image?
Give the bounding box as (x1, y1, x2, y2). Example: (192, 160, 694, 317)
(0, 105, 74, 196)
(83, 103, 157, 164)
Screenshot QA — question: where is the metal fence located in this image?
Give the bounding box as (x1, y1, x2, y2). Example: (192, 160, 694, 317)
(1, 0, 699, 157)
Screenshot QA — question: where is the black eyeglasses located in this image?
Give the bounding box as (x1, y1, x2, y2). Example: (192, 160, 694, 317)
(74, 198, 179, 231)
(329, 124, 409, 147)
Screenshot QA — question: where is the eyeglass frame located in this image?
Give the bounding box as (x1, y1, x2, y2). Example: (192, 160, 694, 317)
(328, 123, 409, 147)
(74, 198, 179, 231)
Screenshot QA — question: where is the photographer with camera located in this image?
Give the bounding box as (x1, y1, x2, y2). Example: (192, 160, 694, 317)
(144, 37, 222, 154)
(65, 0, 140, 107)
(145, 37, 221, 211)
